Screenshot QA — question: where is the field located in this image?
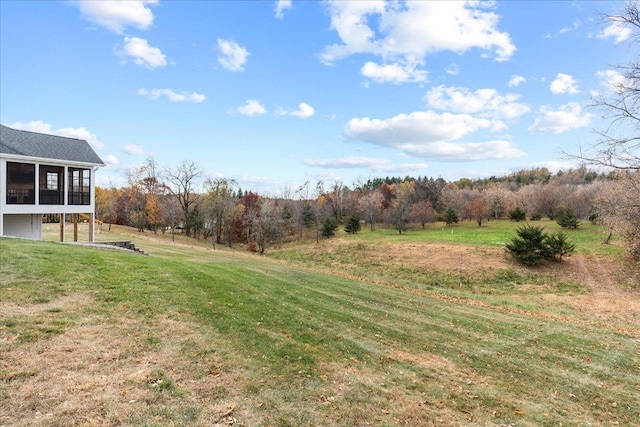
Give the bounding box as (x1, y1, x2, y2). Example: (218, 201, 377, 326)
(1, 220, 639, 426)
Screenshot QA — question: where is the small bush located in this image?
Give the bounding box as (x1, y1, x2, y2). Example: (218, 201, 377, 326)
(530, 214, 542, 221)
(246, 240, 259, 253)
(508, 207, 527, 221)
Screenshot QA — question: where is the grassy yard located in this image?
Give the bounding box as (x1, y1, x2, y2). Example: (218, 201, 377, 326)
(1, 221, 639, 426)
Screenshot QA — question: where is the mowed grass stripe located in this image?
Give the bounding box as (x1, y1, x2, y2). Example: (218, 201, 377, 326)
(181, 255, 639, 419)
(1, 237, 638, 426)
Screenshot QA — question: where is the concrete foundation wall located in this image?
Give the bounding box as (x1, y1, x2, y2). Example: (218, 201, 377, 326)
(2, 214, 42, 240)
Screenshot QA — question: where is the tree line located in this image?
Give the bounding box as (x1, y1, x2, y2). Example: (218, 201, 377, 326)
(95, 160, 640, 259)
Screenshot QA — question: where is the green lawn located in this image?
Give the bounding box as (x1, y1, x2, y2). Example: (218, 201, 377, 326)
(352, 219, 621, 255)
(1, 225, 638, 426)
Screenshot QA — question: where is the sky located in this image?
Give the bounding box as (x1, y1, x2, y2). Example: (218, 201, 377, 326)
(0, 0, 635, 193)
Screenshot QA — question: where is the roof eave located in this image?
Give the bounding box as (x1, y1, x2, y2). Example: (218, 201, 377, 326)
(0, 152, 106, 168)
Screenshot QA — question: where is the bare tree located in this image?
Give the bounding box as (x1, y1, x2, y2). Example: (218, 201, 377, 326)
(164, 161, 203, 237)
(358, 191, 383, 231)
(571, 1, 640, 258)
(252, 198, 284, 254)
(595, 171, 640, 258)
(571, 2, 640, 170)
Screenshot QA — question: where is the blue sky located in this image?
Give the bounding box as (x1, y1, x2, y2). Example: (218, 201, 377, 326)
(0, 1, 634, 192)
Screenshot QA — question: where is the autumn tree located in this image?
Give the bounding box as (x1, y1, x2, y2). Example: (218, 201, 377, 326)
(236, 191, 261, 242)
(358, 191, 383, 231)
(140, 157, 165, 233)
(95, 185, 119, 231)
(410, 199, 435, 229)
(466, 197, 489, 227)
(386, 181, 414, 234)
(203, 178, 238, 245)
(164, 160, 203, 237)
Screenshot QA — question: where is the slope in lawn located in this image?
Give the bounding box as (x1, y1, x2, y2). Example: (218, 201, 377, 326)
(1, 237, 638, 426)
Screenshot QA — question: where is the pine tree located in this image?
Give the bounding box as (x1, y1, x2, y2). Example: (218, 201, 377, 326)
(505, 225, 552, 266)
(555, 205, 581, 229)
(321, 218, 338, 238)
(546, 231, 575, 262)
(444, 207, 459, 226)
(508, 206, 527, 221)
(344, 215, 361, 234)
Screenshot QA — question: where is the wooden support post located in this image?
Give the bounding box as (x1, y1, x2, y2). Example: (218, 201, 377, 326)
(60, 214, 65, 242)
(73, 214, 78, 242)
(89, 213, 95, 242)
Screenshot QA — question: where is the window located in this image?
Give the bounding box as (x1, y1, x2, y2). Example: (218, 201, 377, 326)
(68, 168, 91, 205)
(39, 165, 64, 205)
(46, 172, 58, 190)
(6, 162, 35, 204)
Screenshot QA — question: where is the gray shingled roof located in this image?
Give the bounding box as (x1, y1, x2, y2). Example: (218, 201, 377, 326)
(0, 124, 105, 166)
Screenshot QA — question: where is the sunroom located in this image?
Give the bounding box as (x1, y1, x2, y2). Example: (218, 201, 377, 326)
(1, 124, 105, 241)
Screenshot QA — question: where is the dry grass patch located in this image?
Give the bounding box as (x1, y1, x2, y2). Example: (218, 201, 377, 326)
(0, 294, 247, 427)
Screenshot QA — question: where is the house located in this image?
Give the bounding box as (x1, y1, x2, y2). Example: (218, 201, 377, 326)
(0, 124, 105, 241)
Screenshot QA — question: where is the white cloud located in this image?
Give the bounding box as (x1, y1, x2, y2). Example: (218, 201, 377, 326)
(73, 0, 157, 34)
(321, 1, 515, 73)
(217, 39, 250, 72)
(596, 69, 627, 93)
(122, 144, 146, 155)
(446, 63, 460, 76)
(278, 103, 315, 119)
(138, 88, 205, 103)
(425, 85, 530, 119)
(117, 36, 167, 68)
(275, 0, 292, 19)
(304, 156, 427, 173)
(236, 100, 267, 116)
(508, 75, 526, 87)
(597, 19, 633, 44)
(361, 61, 428, 84)
(544, 20, 581, 39)
(304, 157, 390, 169)
(103, 154, 119, 165)
(550, 73, 580, 95)
(528, 103, 592, 134)
(344, 111, 524, 161)
(9, 120, 104, 149)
